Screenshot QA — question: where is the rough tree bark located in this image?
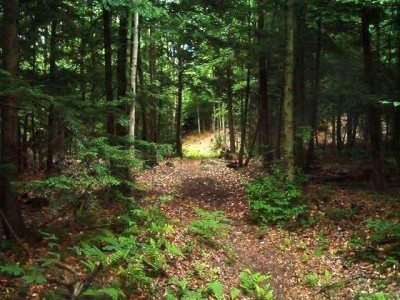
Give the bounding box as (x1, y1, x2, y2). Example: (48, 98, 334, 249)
(283, 0, 295, 180)
(361, 7, 386, 191)
(103, 8, 115, 136)
(0, 0, 27, 239)
(128, 12, 139, 148)
(46, 19, 57, 176)
(176, 49, 184, 157)
(116, 13, 128, 137)
(257, 1, 272, 166)
(226, 65, 235, 153)
(305, 18, 322, 170)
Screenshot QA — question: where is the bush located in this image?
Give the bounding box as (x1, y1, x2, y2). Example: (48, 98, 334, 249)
(244, 165, 306, 224)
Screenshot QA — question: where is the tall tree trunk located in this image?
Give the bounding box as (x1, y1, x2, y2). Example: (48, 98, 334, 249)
(305, 18, 322, 170)
(283, 0, 295, 180)
(46, 19, 57, 176)
(176, 51, 184, 157)
(128, 12, 139, 149)
(138, 38, 147, 141)
(149, 28, 158, 143)
(294, 2, 307, 168)
(0, 0, 26, 239)
(239, 65, 251, 167)
(116, 13, 128, 137)
(361, 7, 385, 191)
(21, 114, 29, 171)
(258, 1, 272, 166)
(103, 8, 115, 136)
(394, 5, 400, 164)
(226, 65, 235, 153)
(337, 114, 342, 153)
(31, 115, 37, 172)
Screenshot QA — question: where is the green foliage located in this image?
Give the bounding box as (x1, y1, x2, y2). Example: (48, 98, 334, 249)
(239, 269, 274, 300)
(245, 165, 306, 224)
(0, 264, 23, 276)
(206, 281, 224, 300)
(366, 219, 400, 245)
(358, 291, 395, 300)
(82, 287, 125, 300)
(166, 277, 224, 300)
(305, 273, 319, 287)
(189, 208, 230, 242)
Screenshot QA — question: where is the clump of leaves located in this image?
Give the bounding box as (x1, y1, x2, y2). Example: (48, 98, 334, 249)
(245, 164, 306, 224)
(305, 273, 319, 287)
(239, 269, 274, 300)
(165, 277, 224, 300)
(188, 208, 230, 243)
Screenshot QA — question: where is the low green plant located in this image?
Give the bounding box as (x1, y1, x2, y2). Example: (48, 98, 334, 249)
(165, 277, 224, 300)
(239, 269, 274, 299)
(244, 164, 306, 224)
(189, 208, 230, 243)
(314, 231, 329, 257)
(358, 291, 395, 300)
(305, 273, 319, 287)
(366, 219, 400, 245)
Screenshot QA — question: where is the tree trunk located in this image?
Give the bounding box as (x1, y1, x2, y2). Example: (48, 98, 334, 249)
(394, 5, 400, 164)
(46, 19, 57, 176)
(337, 114, 342, 153)
(283, 0, 295, 180)
(116, 13, 128, 137)
(149, 28, 158, 143)
(176, 51, 184, 157)
(294, 2, 307, 168)
(226, 65, 235, 153)
(138, 38, 148, 141)
(239, 65, 251, 167)
(103, 8, 115, 136)
(361, 7, 385, 191)
(0, 0, 26, 239)
(128, 12, 139, 149)
(257, 1, 272, 166)
(305, 18, 322, 171)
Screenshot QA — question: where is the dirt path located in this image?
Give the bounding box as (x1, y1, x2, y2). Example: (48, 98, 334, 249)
(137, 158, 303, 299)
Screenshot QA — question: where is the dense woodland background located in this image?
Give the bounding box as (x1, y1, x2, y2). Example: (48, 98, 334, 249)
(1, 0, 400, 299)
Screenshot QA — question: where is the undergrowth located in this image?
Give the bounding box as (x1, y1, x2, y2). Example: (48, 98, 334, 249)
(244, 164, 306, 225)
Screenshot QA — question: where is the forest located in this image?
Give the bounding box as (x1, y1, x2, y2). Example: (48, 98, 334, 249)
(1, 0, 400, 299)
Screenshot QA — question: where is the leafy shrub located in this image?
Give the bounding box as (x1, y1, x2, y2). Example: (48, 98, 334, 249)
(366, 219, 400, 245)
(245, 165, 306, 224)
(239, 269, 274, 299)
(188, 208, 230, 242)
(165, 277, 224, 300)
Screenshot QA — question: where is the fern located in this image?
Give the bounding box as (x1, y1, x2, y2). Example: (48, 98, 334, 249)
(0, 264, 23, 276)
(207, 281, 224, 300)
(189, 208, 230, 242)
(83, 287, 124, 300)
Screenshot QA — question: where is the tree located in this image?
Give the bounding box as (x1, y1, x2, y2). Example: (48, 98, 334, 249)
(1, 0, 27, 239)
(282, 0, 295, 180)
(361, 6, 386, 191)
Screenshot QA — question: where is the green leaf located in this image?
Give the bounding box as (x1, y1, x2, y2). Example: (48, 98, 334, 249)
(0, 264, 23, 276)
(207, 281, 224, 300)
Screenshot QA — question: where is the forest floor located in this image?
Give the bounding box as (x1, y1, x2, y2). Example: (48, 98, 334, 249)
(136, 156, 400, 299)
(1, 133, 400, 299)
